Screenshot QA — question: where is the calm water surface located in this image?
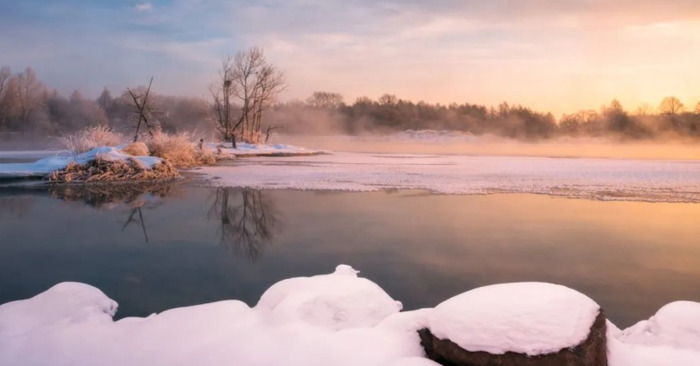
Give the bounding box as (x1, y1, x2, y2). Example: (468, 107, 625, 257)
(1, 182, 700, 328)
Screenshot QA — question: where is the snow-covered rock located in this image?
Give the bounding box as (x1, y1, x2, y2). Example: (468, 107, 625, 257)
(427, 282, 601, 356)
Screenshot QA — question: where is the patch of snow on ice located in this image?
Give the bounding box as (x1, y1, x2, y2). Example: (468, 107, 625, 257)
(206, 141, 329, 157)
(197, 152, 700, 202)
(257, 264, 402, 330)
(428, 282, 600, 356)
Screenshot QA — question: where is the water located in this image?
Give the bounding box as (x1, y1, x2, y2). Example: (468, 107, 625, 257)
(1, 182, 700, 328)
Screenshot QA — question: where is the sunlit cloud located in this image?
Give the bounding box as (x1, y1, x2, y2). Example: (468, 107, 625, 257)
(1, 0, 699, 113)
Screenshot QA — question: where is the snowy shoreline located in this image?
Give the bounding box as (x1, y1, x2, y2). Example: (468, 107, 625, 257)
(1, 265, 699, 366)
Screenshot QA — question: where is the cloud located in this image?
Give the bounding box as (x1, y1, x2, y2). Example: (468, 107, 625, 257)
(135, 3, 153, 12)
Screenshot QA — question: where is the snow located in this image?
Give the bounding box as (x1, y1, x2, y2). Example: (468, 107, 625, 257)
(198, 152, 700, 202)
(208, 141, 329, 157)
(0, 265, 432, 366)
(0, 149, 70, 159)
(257, 264, 403, 330)
(0, 146, 164, 179)
(3, 267, 700, 365)
(428, 282, 600, 356)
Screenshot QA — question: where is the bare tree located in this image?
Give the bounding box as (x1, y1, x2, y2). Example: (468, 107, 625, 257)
(211, 47, 285, 146)
(14, 67, 44, 133)
(659, 96, 685, 115)
(0, 66, 13, 134)
(306, 91, 344, 109)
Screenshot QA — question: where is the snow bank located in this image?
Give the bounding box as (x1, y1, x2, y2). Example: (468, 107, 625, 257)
(209, 142, 329, 158)
(4, 269, 700, 366)
(428, 282, 600, 356)
(608, 302, 700, 365)
(257, 264, 402, 330)
(0, 265, 432, 366)
(0, 146, 163, 179)
(198, 152, 700, 202)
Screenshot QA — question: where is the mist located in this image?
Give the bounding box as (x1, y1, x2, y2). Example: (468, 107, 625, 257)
(2, 66, 700, 160)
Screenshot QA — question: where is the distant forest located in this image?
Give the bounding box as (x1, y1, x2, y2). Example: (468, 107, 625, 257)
(1, 66, 699, 141)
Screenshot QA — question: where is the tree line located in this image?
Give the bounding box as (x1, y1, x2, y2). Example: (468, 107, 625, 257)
(2, 64, 699, 142)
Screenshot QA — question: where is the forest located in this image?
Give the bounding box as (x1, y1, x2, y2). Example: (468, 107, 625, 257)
(1, 65, 699, 142)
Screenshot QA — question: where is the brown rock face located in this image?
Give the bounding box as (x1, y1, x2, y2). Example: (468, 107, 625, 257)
(419, 311, 607, 366)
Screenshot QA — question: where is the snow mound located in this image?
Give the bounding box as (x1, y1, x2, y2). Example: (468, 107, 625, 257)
(428, 282, 600, 356)
(257, 264, 403, 330)
(0, 267, 432, 366)
(0, 146, 163, 179)
(0, 282, 117, 337)
(617, 301, 700, 350)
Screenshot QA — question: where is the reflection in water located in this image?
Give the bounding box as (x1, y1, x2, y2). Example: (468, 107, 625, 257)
(208, 188, 280, 262)
(48, 183, 176, 209)
(0, 196, 33, 219)
(122, 207, 149, 243)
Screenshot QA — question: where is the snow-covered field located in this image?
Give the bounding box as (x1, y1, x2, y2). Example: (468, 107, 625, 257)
(198, 152, 700, 202)
(1, 265, 699, 366)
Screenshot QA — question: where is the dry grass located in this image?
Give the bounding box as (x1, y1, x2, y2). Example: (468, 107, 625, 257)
(49, 157, 180, 183)
(148, 131, 216, 168)
(121, 141, 149, 156)
(60, 125, 124, 154)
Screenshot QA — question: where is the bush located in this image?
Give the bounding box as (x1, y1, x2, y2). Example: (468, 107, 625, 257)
(147, 131, 216, 168)
(60, 125, 124, 153)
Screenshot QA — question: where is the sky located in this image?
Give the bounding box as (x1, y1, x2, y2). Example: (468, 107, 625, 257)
(1, 0, 699, 115)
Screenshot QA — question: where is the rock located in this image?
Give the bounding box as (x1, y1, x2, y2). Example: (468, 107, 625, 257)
(419, 282, 607, 366)
(419, 311, 606, 366)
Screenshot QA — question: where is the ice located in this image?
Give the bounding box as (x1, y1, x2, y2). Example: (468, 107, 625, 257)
(428, 282, 600, 356)
(197, 152, 700, 202)
(0, 146, 164, 179)
(207, 142, 329, 157)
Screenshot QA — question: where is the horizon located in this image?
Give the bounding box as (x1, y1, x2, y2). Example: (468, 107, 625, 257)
(2, 1, 700, 115)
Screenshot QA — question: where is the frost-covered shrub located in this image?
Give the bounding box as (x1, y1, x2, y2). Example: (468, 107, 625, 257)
(60, 125, 124, 154)
(148, 131, 215, 168)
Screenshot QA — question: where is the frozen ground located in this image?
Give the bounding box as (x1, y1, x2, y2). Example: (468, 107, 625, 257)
(197, 152, 700, 202)
(1, 266, 699, 366)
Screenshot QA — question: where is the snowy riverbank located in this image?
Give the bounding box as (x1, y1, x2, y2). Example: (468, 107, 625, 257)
(1, 265, 699, 365)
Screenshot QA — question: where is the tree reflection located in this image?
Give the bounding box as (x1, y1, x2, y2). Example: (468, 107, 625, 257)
(208, 188, 280, 262)
(0, 196, 33, 218)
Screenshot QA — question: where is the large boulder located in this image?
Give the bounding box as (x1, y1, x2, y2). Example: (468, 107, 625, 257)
(419, 282, 607, 366)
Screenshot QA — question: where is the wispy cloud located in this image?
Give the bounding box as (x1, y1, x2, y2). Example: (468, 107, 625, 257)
(135, 3, 153, 12)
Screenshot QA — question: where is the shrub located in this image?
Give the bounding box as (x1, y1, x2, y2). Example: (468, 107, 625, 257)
(60, 125, 124, 154)
(147, 131, 216, 168)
